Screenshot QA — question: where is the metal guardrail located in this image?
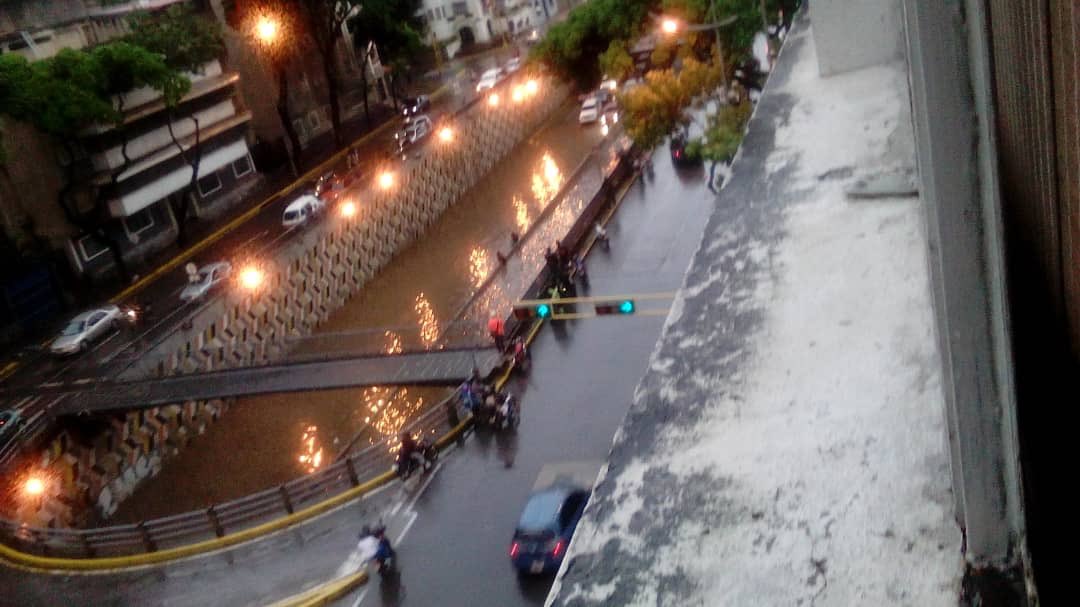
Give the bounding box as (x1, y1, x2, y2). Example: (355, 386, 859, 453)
(0, 398, 459, 559)
(0, 410, 49, 470)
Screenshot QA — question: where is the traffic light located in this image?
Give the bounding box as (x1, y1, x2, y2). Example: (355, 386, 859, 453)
(512, 303, 553, 320)
(594, 300, 635, 315)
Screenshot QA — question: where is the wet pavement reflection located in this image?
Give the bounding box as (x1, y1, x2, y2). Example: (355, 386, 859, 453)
(109, 101, 608, 522)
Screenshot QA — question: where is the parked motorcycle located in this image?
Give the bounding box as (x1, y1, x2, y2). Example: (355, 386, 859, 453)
(394, 438, 438, 480)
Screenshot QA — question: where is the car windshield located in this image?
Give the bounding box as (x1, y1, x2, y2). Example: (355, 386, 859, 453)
(583, 99, 597, 109)
(284, 210, 299, 221)
(61, 320, 85, 336)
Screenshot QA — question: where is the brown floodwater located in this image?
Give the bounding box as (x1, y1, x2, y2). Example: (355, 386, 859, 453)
(109, 100, 609, 523)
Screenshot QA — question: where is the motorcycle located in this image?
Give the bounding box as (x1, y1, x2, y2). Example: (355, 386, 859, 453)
(394, 438, 438, 480)
(511, 337, 531, 374)
(360, 524, 398, 577)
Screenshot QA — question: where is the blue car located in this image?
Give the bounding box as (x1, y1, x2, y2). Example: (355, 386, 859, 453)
(510, 485, 590, 574)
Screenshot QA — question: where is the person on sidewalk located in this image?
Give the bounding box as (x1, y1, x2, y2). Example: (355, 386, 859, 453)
(488, 317, 506, 351)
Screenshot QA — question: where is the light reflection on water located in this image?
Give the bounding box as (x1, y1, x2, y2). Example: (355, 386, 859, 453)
(530, 152, 564, 207)
(355, 386, 427, 448)
(469, 247, 491, 289)
(513, 195, 531, 234)
(297, 425, 324, 474)
(383, 330, 403, 355)
(414, 293, 440, 348)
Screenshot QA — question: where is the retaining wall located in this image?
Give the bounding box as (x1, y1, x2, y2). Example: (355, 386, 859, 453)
(22, 79, 569, 528)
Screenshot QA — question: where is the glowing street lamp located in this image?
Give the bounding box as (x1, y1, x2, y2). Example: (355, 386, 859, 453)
(511, 85, 525, 104)
(525, 79, 539, 95)
(255, 15, 279, 45)
(239, 266, 265, 291)
(661, 17, 680, 35)
(378, 171, 395, 190)
(487, 92, 500, 107)
(438, 126, 454, 143)
(340, 199, 358, 218)
(23, 477, 44, 497)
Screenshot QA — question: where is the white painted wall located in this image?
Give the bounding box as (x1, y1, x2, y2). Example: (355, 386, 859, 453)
(809, 0, 904, 76)
(93, 99, 237, 172)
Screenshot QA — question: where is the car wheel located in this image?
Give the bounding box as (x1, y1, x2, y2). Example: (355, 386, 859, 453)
(79, 340, 89, 353)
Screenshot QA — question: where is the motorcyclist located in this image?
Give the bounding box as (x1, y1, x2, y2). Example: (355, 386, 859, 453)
(399, 432, 423, 472)
(358, 524, 396, 574)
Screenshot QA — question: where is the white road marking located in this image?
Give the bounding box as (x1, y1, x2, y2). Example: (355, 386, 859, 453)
(350, 588, 368, 607)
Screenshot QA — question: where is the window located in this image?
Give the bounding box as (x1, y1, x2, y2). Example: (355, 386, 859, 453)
(452, 2, 468, 17)
(232, 154, 254, 178)
(123, 207, 155, 237)
(77, 234, 109, 262)
(197, 171, 222, 197)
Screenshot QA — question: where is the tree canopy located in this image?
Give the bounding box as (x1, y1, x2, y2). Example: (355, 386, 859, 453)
(530, 0, 655, 87)
(127, 4, 225, 74)
(618, 56, 722, 150)
(346, 0, 425, 66)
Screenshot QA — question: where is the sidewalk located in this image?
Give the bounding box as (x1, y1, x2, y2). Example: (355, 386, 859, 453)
(548, 15, 962, 607)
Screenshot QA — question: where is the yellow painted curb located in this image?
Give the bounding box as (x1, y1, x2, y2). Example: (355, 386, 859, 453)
(0, 361, 19, 381)
(109, 81, 454, 305)
(265, 570, 368, 607)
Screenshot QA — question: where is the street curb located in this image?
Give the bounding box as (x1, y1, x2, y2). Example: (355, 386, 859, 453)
(264, 571, 369, 607)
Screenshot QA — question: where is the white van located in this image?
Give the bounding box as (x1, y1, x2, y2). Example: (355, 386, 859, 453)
(282, 194, 324, 228)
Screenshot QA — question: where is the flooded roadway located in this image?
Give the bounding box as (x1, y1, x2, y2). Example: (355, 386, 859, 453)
(109, 99, 607, 523)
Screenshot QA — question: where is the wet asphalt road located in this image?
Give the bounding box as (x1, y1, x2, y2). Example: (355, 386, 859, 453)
(341, 149, 716, 607)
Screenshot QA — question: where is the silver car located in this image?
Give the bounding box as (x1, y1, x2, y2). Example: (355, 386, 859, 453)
(49, 305, 122, 356)
(180, 261, 233, 302)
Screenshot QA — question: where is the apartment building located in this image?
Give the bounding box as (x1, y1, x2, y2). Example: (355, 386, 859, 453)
(0, 0, 256, 280)
(419, 0, 556, 58)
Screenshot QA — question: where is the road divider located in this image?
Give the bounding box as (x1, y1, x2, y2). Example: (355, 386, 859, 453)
(265, 570, 369, 607)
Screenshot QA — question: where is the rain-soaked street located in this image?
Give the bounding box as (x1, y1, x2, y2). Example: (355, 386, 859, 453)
(109, 98, 606, 523)
(0, 118, 718, 607)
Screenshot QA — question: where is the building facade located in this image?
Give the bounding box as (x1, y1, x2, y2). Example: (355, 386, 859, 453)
(418, 0, 557, 58)
(0, 0, 258, 281)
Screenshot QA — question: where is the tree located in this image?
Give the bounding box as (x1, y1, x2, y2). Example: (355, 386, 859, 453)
(0, 43, 190, 280)
(346, 0, 424, 126)
(296, 0, 360, 148)
(618, 56, 722, 150)
(127, 4, 225, 242)
(225, 0, 305, 175)
(599, 39, 634, 82)
(530, 0, 654, 88)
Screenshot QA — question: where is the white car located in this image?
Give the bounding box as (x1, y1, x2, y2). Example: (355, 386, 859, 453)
(49, 305, 122, 356)
(600, 78, 617, 92)
(505, 57, 522, 73)
(579, 96, 600, 124)
(282, 194, 324, 228)
(180, 261, 233, 302)
(476, 68, 503, 93)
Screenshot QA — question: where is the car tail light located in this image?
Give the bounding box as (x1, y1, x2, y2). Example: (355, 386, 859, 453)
(552, 540, 565, 557)
(675, 150, 682, 158)
(510, 542, 520, 557)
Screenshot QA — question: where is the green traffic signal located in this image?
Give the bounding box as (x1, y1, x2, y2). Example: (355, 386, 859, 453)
(618, 300, 635, 314)
(537, 303, 551, 318)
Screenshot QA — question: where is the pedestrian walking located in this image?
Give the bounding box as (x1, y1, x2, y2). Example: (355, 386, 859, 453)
(488, 317, 506, 351)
